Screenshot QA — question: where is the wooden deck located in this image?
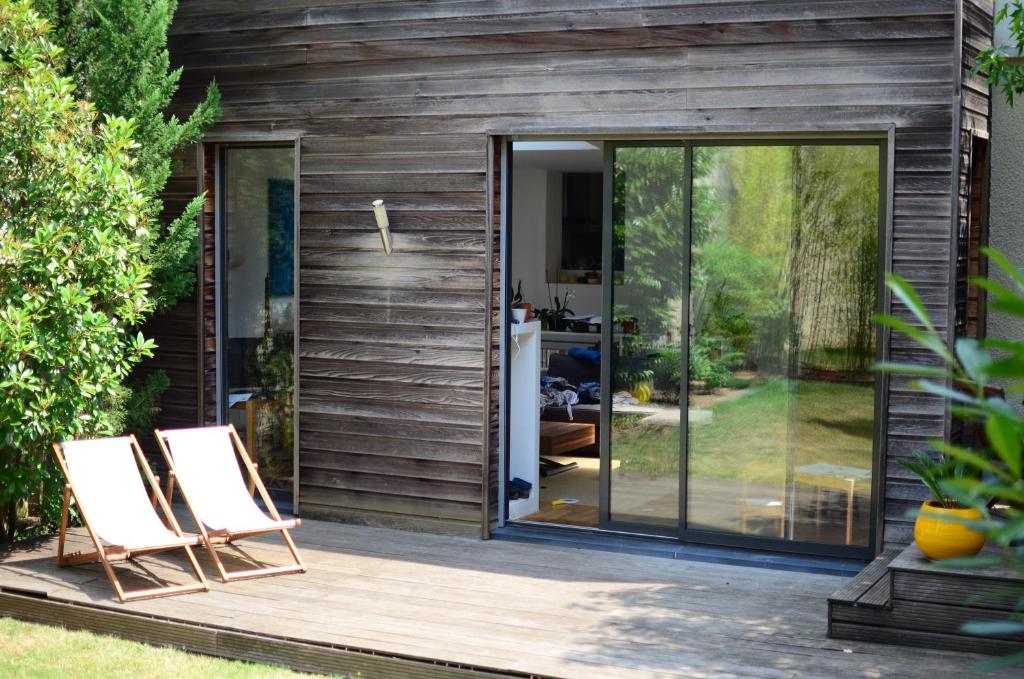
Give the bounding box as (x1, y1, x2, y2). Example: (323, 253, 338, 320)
(0, 518, 992, 678)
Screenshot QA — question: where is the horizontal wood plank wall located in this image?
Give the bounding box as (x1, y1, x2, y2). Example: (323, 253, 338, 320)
(167, 0, 973, 542)
(140, 146, 201, 461)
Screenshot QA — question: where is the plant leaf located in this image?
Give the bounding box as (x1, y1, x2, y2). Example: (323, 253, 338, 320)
(886, 273, 936, 333)
(955, 338, 991, 386)
(962, 620, 1024, 635)
(986, 414, 1023, 480)
(983, 246, 1024, 290)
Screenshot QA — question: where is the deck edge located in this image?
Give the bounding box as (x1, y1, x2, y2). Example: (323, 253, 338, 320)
(0, 589, 543, 679)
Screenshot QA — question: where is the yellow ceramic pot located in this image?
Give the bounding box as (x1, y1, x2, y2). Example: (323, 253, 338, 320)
(914, 501, 986, 561)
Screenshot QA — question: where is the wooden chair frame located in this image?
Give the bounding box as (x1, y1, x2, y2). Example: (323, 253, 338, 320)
(155, 424, 306, 583)
(52, 436, 209, 603)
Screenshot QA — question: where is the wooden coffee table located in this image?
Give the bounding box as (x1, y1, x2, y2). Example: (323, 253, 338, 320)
(539, 421, 596, 455)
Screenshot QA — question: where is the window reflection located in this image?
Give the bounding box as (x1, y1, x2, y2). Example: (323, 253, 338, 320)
(222, 146, 296, 496)
(686, 145, 879, 546)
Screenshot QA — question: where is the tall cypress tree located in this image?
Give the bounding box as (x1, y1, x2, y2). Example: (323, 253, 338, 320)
(38, 0, 220, 309)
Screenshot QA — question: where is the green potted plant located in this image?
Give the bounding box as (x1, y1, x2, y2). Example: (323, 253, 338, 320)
(537, 288, 575, 331)
(898, 452, 985, 561)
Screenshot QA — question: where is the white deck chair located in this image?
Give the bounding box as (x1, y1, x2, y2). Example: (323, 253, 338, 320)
(155, 425, 305, 582)
(52, 436, 208, 603)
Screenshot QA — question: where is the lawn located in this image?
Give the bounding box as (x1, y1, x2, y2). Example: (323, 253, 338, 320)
(614, 378, 874, 482)
(0, 617, 318, 679)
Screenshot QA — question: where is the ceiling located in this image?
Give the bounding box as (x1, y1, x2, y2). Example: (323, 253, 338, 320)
(511, 141, 603, 171)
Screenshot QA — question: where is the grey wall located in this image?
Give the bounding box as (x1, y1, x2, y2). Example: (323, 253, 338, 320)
(990, 96, 1024, 411)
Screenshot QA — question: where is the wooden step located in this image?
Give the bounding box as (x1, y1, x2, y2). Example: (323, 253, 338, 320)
(829, 544, 1024, 656)
(891, 544, 1024, 612)
(828, 546, 899, 610)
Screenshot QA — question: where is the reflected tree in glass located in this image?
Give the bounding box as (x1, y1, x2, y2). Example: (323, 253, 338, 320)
(684, 144, 879, 546)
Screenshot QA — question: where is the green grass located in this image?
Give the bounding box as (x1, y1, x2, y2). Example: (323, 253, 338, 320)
(0, 618, 322, 679)
(614, 378, 874, 482)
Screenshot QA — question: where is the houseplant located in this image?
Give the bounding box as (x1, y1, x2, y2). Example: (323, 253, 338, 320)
(537, 288, 575, 331)
(898, 452, 985, 560)
(512, 280, 532, 321)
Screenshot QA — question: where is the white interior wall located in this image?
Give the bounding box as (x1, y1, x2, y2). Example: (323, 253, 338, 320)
(510, 166, 603, 317)
(989, 95, 1024, 413)
(510, 168, 549, 310)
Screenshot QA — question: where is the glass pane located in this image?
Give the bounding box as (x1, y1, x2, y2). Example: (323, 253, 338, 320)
(222, 146, 296, 494)
(609, 146, 686, 528)
(686, 145, 879, 546)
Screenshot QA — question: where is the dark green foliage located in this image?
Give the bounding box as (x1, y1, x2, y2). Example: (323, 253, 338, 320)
(689, 335, 741, 393)
(536, 288, 574, 330)
(612, 147, 689, 337)
(36, 0, 221, 311)
(650, 347, 682, 398)
(35, 0, 221, 437)
(122, 369, 170, 435)
(512, 280, 525, 307)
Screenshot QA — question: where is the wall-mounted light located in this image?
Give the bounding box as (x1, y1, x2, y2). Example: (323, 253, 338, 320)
(372, 199, 393, 255)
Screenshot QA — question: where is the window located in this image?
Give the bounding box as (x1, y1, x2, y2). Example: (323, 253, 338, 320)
(219, 145, 296, 497)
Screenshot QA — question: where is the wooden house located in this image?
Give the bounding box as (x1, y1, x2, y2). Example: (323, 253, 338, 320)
(146, 0, 995, 561)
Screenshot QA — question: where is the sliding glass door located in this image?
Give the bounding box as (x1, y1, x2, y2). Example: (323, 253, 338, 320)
(602, 145, 687, 532)
(601, 141, 882, 552)
(684, 144, 880, 549)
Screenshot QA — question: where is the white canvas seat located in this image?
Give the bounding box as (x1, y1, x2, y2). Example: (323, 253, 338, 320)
(53, 436, 208, 603)
(157, 425, 305, 582)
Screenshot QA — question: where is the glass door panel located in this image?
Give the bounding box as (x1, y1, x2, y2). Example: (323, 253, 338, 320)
(685, 144, 879, 547)
(605, 145, 686, 529)
(220, 146, 296, 495)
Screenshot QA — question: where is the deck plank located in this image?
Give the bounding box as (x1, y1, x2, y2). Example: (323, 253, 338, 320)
(0, 519, 994, 678)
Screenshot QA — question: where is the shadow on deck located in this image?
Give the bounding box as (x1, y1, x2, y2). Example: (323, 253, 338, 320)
(0, 517, 994, 678)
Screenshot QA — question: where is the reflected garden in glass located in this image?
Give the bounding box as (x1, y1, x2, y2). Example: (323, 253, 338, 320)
(684, 145, 880, 546)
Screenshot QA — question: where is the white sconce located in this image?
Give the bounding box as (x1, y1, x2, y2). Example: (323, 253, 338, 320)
(372, 199, 393, 255)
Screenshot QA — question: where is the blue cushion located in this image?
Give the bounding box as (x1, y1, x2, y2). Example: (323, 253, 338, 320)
(568, 347, 601, 364)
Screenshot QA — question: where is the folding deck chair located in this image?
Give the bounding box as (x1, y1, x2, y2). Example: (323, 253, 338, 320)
(155, 425, 305, 582)
(52, 436, 209, 603)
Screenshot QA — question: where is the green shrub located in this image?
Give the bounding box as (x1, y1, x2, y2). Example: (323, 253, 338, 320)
(650, 346, 682, 397)
(0, 1, 155, 541)
(689, 335, 740, 392)
(35, 0, 221, 437)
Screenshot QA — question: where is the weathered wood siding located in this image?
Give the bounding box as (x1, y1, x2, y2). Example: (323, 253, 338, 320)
(138, 147, 201, 450)
(164, 0, 987, 544)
